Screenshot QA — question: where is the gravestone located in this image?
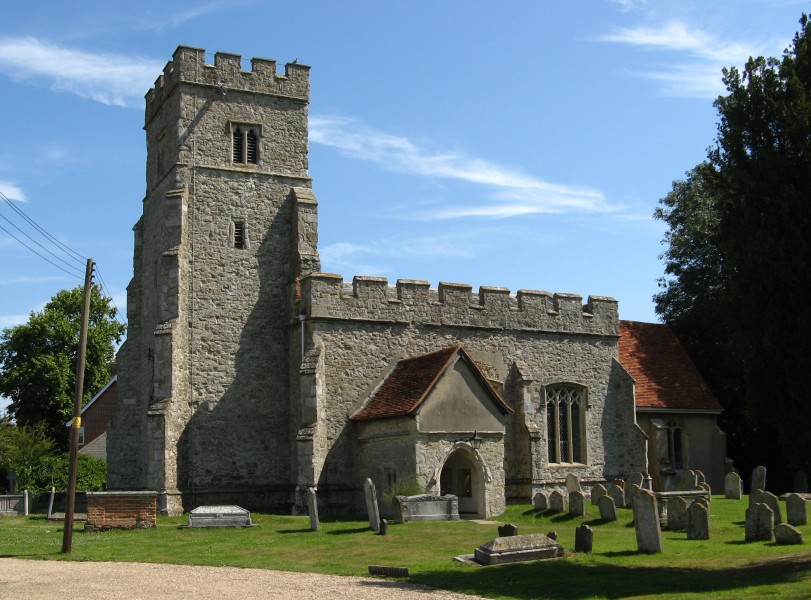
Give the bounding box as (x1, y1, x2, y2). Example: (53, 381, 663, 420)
(666, 496, 688, 531)
(608, 483, 625, 509)
(774, 523, 804, 545)
(569, 490, 586, 517)
(794, 471, 809, 494)
(724, 472, 743, 500)
(549, 490, 566, 513)
(749, 488, 765, 509)
(533, 491, 549, 511)
(590, 484, 606, 506)
(575, 524, 593, 553)
(565, 473, 582, 494)
(694, 470, 706, 486)
(627, 472, 644, 489)
(625, 483, 641, 505)
(46, 487, 56, 519)
(751, 465, 767, 492)
(698, 482, 712, 497)
(686, 501, 710, 540)
(379, 519, 388, 535)
(677, 470, 697, 491)
(307, 487, 319, 531)
(745, 503, 773, 542)
(598, 495, 617, 522)
(474, 534, 564, 565)
(633, 490, 663, 553)
(786, 493, 808, 527)
(498, 523, 518, 537)
(364, 478, 381, 532)
(761, 491, 783, 525)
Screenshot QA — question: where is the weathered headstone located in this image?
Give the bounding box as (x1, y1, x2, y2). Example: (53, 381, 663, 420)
(565, 473, 582, 494)
(533, 491, 549, 511)
(686, 501, 710, 540)
(549, 490, 566, 513)
(364, 478, 381, 532)
(745, 503, 773, 542)
(575, 524, 593, 553)
(598, 495, 617, 522)
(625, 483, 641, 505)
(569, 490, 586, 517)
(46, 486, 56, 520)
(677, 470, 697, 491)
(307, 487, 319, 531)
(694, 470, 706, 486)
(590, 484, 606, 506)
(608, 483, 625, 509)
(633, 490, 663, 553)
(749, 488, 765, 509)
(379, 519, 388, 535)
(698, 482, 712, 497)
(751, 465, 767, 492)
(774, 523, 804, 545)
(761, 491, 783, 525)
(498, 523, 518, 537)
(724, 472, 743, 500)
(666, 496, 688, 531)
(794, 471, 809, 494)
(627, 472, 644, 489)
(786, 493, 808, 527)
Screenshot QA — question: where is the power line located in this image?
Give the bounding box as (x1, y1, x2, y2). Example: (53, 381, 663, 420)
(94, 266, 127, 328)
(0, 192, 86, 263)
(0, 210, 85, 275)
(0, 222, 84, 280)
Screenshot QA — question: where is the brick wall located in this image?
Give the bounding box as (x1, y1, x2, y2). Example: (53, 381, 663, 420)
(85, 492, 157, 532)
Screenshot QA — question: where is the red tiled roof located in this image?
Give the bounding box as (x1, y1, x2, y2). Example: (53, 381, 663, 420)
(350, 345, 512, 421)
(619, 320, 721, 411)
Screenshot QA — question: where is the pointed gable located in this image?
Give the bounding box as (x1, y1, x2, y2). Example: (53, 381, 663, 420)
(619, 320, 721, 411)
(350, 345, 512, 421)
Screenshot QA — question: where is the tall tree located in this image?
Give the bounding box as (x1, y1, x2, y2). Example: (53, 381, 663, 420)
(656, 13, 811, 485)
(0, 286, 125, 447)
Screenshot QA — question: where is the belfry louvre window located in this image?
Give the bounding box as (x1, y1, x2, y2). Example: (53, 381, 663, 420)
(232, 125, 259, 165)
(233, 220, 246, 249)
(545, 385, 586, 464)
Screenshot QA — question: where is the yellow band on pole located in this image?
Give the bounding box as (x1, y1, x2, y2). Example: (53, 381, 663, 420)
(72, 417, 82, 428)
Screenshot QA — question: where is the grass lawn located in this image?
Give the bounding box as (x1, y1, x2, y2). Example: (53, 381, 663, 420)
(0, 496, 809, 599)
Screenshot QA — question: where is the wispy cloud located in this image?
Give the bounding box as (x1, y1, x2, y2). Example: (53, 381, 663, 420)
(600, 21, 772, 98)
(608, 0, 648, 12)
(310, 116, 614, 219)
(144, 1, 234, 32)
(0, 180, 26, 202)
(0, 37, 163, 107)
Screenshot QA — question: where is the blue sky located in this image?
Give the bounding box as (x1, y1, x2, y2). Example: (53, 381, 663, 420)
(0, 1, 807, 411)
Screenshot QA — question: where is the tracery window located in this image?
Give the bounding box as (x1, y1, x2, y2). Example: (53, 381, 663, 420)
(545, 385, 586, 464)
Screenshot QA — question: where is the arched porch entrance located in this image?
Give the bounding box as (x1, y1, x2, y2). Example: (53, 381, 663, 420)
(439, 448, 485, 518)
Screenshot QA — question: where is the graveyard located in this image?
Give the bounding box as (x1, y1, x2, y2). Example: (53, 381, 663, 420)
(1, 491, 808, 599)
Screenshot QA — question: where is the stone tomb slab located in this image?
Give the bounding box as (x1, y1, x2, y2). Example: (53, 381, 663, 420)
(473, 533, 564, 565)
(185, 505, 255, 528)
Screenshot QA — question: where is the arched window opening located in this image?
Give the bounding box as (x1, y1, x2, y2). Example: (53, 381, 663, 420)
(544, 385, 587, 465)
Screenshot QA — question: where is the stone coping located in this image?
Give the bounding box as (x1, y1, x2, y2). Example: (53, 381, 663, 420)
(86, 491, 158, 497)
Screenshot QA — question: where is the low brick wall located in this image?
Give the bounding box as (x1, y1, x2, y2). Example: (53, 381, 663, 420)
(85, 491, 157, 532)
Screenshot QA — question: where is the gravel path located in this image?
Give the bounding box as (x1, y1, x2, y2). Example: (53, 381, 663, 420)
(0, 559, 486, 599)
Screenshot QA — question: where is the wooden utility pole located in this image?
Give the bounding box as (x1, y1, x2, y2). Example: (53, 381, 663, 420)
(62, 258, 94, 554)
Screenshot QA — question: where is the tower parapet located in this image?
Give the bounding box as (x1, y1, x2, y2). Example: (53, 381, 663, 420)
(299, 273, 618, 336)
(145, 46, 310, 125)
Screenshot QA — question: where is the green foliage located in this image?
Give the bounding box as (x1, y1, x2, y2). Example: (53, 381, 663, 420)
(0, 424, 56, 492)
(655, 12, 811, 486)
(34, 453, 107, 495)
(382, 476, 424, 507)
(0, 285, 125, 447)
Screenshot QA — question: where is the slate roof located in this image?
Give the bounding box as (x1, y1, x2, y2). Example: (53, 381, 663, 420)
(619, 320, 721, 411)
(350, 345, 512, 421)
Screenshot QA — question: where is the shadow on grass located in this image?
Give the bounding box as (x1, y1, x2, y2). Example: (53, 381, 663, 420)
(277, 528, 314, 534)
(326, 527, 370, 535)
(410, 555, 811, 599)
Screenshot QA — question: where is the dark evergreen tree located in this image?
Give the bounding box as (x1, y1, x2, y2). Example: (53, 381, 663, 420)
(656, 14, 811, 489)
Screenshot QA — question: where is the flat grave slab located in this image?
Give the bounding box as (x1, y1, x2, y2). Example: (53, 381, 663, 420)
(183, 505, 255, 528)
(455, 533, 564, 566)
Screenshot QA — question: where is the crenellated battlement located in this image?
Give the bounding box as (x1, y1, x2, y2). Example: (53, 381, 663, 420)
(145, 46, 309, 125)
(299, 273, 619, 336)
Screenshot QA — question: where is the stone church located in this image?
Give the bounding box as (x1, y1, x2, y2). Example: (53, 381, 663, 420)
(107, 46, 727, 517)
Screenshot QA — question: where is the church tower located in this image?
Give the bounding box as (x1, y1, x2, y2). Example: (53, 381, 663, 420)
(108, 47, 314, 514)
